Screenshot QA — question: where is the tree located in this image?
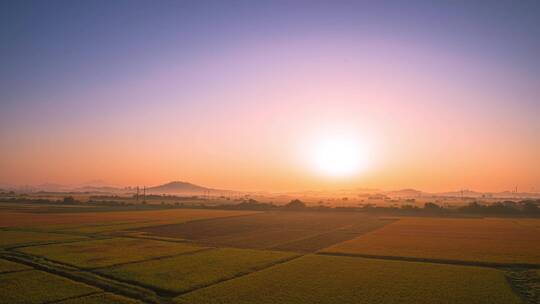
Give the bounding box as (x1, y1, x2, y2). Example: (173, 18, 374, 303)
(285, 199, 306, 210)
(63, 196, 76, 204)
(522, 200, 539, 215)
(424, 202, 441, 210)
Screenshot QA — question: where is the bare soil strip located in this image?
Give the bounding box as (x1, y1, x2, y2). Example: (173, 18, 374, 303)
(44, 291, 103, 304)
(318, 251, 540, 269)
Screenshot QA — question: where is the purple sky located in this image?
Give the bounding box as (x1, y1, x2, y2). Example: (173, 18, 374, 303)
(1, 1, 539, 191)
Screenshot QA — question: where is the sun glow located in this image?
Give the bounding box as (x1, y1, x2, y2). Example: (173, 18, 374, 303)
(310, 136, 369, 177)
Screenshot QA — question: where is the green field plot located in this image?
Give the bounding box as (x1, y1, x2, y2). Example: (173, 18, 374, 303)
(0, 258, 31, 273)
(99, 248, 298, 294)
(17, 237, 205, 268)
(56, 292, 142, 304)
(0, 270, 99, 304)
(137, 212, 389, 250)
(0, 230, 86, 247)
(175, 255, 521, 304)
(324, 217, 540, 265)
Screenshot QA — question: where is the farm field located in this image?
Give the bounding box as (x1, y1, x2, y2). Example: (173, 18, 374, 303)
(324, 217, 540, 265)
(98, 248, 298, 294)
(56, 293, 142, 304)
(0, 258, 31, 273)
(0, 269, 99, 304)
(0, 209, 258, 230)
(175, 254, 520, 304)
(136, 211, 393, 250)
(0, 230, 87, 248)
(0, 207, 537, 304)
(56, 221, 166, 234)
(17, 237, 205, 268)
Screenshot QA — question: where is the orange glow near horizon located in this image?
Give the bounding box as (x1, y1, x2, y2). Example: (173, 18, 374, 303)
(1, 3, 539, 194)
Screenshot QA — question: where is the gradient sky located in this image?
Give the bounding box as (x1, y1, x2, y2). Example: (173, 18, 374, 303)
(1, 0, 539, 192)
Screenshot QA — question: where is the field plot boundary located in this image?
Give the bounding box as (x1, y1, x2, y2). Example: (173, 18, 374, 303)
(45, 291, 104, 304)
(3, 245, 303, 300)
(0, 250, 162, 304)
(0, 228, 102, 250)
(53, 220, 160, 234)
(91, 247, 215, 270)
(0, 268, 33, 275)
(5, 236, 113, 251)
(94, 248, 301, 296)
(136, 212, 393, 252)
(0, 226, 95, 236)
(174, 254, 524, 304)
(266, 224, 359, 250)
(317, 251, 540, 269)
(52, 291, 145, 304)
(15, 237, 207, 269)
(124, 212, 264, 235)
(270, 218, 396, 252)
(110, 232, 191, 244)
(174, 253, 305, 297)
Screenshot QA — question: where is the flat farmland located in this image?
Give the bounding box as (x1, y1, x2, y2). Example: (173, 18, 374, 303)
(274, 218, 394, 252)
(17, 237, 205, 268)
(0, 230, 87, 248)
(0, 209, 258, 230)
(324, 217, 540, 265)
(137, 212, 392, 251)
(57, 221, 164, 234)
(175, 254, 521, 304)
(98, 248, 298, 294)
(0, 258, 31, 273)
(56, 292, 142, 304)
(0, 269, 99, 304)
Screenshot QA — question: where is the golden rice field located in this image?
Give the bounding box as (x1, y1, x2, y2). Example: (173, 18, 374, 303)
(98, 248, 297, 294)
(0, 270, 99, 304)
(17, 237, 205, 268)
(324, 217, 540, 265)
(1, 208, 537, 304)
(175, 254, 520, 304)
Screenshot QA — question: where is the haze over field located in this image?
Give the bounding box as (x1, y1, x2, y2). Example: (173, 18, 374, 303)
(1, 1, 539, 193)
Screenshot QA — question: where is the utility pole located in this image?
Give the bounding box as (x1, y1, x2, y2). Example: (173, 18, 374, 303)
(136, 186, 139, 202)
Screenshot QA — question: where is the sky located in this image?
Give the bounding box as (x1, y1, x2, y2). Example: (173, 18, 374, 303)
(1, 0, 539, 192)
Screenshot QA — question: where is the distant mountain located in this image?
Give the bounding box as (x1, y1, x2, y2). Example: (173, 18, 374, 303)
(36, 183, 71, 192)
(73, 180, 123, 193)
(147, 181, 216, 194)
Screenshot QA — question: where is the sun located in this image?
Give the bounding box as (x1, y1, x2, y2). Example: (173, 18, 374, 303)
(310, 136, 368, 177)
